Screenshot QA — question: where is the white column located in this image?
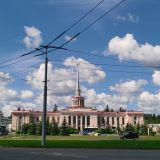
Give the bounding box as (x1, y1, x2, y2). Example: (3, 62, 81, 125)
(71, 116, 73, 127)
(80, 116, 83, 130)
(76, 115, 78, 129)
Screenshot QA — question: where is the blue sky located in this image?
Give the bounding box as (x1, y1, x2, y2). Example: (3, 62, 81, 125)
(1, 0, 160, 116)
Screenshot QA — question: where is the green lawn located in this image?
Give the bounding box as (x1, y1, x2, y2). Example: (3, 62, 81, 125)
(0, 139, 160, 149)
(1, 134, 160, 140)
(0, 135, 160, 149)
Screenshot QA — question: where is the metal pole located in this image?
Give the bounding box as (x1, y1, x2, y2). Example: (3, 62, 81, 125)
(42, 46, 48, 146)
(21, 108, 23, 134)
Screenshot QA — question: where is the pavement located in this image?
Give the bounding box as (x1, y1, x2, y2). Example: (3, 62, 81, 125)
(0, 148, 160, 160)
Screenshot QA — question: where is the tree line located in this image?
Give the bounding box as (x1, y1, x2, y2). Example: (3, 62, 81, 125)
(16, 117, 78, 136)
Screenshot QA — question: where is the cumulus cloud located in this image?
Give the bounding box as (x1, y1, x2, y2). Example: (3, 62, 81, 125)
(2, 101, 37, 117)
(83, 88, 129, 110)
(138, 91, 160, 114)
(152, 71, 160, 86)
(64, 35, 77, 42)
(109, 79, 147, 95)
(0, 72, 13, 86)
(21, 90, 34, 99)
(116, 13, 139, 23)
(108, 33, 160, 65)
(64, 57, 106, 84)
(23, 26, 42, 49)
(27, 57, 106, 92)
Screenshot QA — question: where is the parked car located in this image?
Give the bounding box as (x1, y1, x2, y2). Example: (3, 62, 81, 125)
(120, 132, 139, 140)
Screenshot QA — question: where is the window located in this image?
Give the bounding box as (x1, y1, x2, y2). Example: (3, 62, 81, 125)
(134, 117, 137, 124)
(112, 117, 114, 125)
(68, 116, 71, 125)
(78, 116, 81, 126)
(82, 116, 85, 125)
(87, 116, 90, 126)
(117, 117, 119, 126)
(107, 117, 109, 125)
(73, 116, 76, 125)
(122, 117, 125, 125)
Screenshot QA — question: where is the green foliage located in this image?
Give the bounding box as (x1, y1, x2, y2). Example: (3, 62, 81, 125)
(68, 127, 78, 134)
(96, 128, 106, 134)
(16, 130, 21, 134)
(49, 122, 59, 135)
(36, 121, 42, 135)
(22, 124, 29, 134)
(145, 114, 160, 124)
(60, 117, 70, 136)
(124, 123, 135, 132)
(28, 123, 36, 135)
(139, 124, 148, 135)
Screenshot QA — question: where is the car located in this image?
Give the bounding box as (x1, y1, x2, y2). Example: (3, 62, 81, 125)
(120, 132, 139, 140)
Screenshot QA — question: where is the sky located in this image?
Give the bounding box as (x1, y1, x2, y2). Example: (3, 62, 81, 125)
(1, 0, 160, 116)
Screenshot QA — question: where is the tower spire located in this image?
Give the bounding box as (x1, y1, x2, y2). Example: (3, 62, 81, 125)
(75, 63, 81, 97)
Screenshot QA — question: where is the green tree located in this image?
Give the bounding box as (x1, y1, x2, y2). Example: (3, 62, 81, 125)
(60, 117, 69, 136)
(139, 124, 148, 135)
(36, 121, 42, 135)
(22, 124, 29, 134)
(53, 104, 58, 112)
(68, 127, 79, 134)
(28, 123, 36, 135)
(50, 119, 59, 135)
(124, 123, 135, 132)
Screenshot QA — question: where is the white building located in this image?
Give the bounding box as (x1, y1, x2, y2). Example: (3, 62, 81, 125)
(11, 66, 144, 131)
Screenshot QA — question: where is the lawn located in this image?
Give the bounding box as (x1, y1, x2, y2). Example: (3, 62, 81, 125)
(0, 135, 160, 149)
(0, 139, 160, 149)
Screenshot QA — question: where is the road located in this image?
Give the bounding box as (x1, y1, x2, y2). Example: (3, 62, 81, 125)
(0, 148, 160, 160)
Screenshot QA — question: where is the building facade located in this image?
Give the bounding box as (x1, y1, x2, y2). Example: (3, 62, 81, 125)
(11, 66, 144, 131)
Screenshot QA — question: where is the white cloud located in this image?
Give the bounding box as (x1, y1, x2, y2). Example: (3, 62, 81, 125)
(27, 57, 106, 92)
(109, 79, 147, 95)
(138, 91, 160, 114)
(152, 71, 160, 86)
(23, 26, 42, 49)
(83, 88, 129, 110)
(0, 86, 18, 101)
(108, 33, 160, 65)
(21, 90, 34, 99)
(116, 13, 139, 23)
(64, 35, 77, 42)
(2, 101, 37, 117)
(64, 57, 106, 84)
(0, 72, 13, 86)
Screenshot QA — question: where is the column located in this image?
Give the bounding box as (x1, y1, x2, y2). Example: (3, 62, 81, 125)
(85, 116, 87, 128)
(80, 116, 83, 130)
(71, 116, 73, 127)
(76, 115, 78, 129)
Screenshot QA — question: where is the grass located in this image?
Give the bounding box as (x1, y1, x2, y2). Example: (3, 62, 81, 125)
(0, 135, 160, 149)
(0, 139, 160, 149)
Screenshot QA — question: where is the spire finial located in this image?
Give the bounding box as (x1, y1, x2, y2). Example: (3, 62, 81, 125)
(75, 62, 81, 96)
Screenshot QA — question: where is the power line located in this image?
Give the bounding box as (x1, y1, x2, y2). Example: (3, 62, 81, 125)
(35, 0, 126, 57)
(0, 1, 105, 67)
(47, 0, 105, 46)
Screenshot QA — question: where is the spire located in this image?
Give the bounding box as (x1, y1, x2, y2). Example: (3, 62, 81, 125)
(75, 63, 81, 97)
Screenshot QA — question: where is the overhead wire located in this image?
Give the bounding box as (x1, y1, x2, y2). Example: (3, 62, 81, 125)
(0, 0, 105, 67)
(35, 0, 127, 57)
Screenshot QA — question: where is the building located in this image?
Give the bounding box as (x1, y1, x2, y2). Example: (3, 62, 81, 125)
(0, 111, 12, 132)
(11, 66, 144, 131)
